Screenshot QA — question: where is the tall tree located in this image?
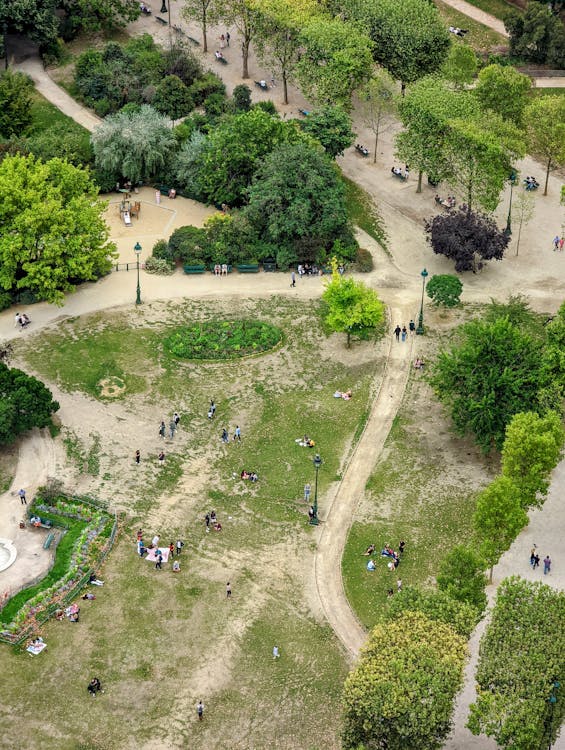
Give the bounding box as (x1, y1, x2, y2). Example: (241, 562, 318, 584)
(0, 70, 34, 138)
(473, 476, 529, 581)
(441, 44, 477, 89)
(0, 154, 116, 305)
(358, 69, 397, 163)
(501, 411, 564, 508)
(437, 545, 487, 612)
(182, 0, 219, 52)
(0, 363, 59, 445)
(468, 578, 565, 750)
(364, 0, 450, 93)
(300, 106, 355, 158)
(215, 0, 259, 78)
(152, 75, 194, 121)
(474, 64, 532, 123)
(429, 316, 544, 452)
(524, 95, 565, 196)
(322, 270, 385, 347)
(253, 0, 320, 105)
(296, 18, 373, 108)
(342, 611, 467, 750)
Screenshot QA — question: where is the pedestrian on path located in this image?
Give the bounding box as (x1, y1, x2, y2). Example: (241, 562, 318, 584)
(221, 428, 229, 443)
(18, 488, 26, 505)
(176, 539, 184, 555)
(158, 451, 165, 465)
(205, 513, 211, 529)
(273, 645, 280, 659)
(226, 31, 230, 45)
(304, 483, 311, 502)
(220, 34, 225, 48)
(159, 421, 166, 439)
(560, 237, 564, 252)
(409, 320, 415, 335)
(290, 271, 296, 287)
(533, 553, 540, 569)
(155, 553, 163, 570)
(544, 555, 551, 574)
(197, 700, 204, 720)
(394, 325, 401, 342)
(135, 450, 140, 464)
(234, 425, 241, 441)
(553, 235, 560, 251)
(530, 545, 537, 567)
(169, 542, 175, 557)
(226, 581, 232, 598)
(169, 420, 176, 438)
(401, 326, 407, 342)
(155, 190, 161, 205)
(173, 411, 180, 426)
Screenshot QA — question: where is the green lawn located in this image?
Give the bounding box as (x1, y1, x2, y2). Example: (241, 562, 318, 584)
(454, 0, 518, 21)
(435, 0, 508, 51)
(342, 176, 388, 251)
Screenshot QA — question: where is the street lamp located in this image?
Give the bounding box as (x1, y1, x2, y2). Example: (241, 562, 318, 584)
(310, 454, 322, 526)
(160, 0, 168, 13)
(505, 170, 517, 235)
(134, 242, 142, 305)
(546, 679, 560, 750)
(415, 268, 428, 335)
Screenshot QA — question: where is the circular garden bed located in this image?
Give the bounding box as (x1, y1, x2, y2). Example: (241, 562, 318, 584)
(164, 319, 283, 360)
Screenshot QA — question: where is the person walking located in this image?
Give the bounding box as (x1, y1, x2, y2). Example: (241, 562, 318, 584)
(221, 428, 229, 443)
(197, 700, 204, 720)
(155, 553, 163, 570)
(158, 451, 165, 465)
(209, 400, 216, 417)
(169, 542, 175, 558)
(226, 31, 230, 46)
(290, 271, 296, 288)
(220, 33, 225, 48)
(155, 190, 161, 205)
(533, 552, 540, 569)
(553, 235, 560, 251)
(234, 425, 241, 441)
(543, 555, 551, 574)
(273, 645, 280, 659)
(205, 513, 211, 529)
(173, 412, 180, 427)
(530, 545, 537, 567)
(560, 237, 565, 252)
(159, 421, 166, 439)
(409, 320, 415, 335)
(18, 488, 26, 505)
(226, 581, 232, 598)
(397, 578, 402, 592)
(135, 450, 140, 465)
(176, 539, 184, 555)
(304, 483, 311, 502)
(169, 420, 176, 439)
(394, 325, 401, 342)
(401, 326, 407, 342)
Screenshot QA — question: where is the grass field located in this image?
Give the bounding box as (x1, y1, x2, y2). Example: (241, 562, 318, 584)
(455, 0, 518, 21)
(435, 0, 508, 51)
(342, 176, 388, 251)
(2, 296, 383, 749)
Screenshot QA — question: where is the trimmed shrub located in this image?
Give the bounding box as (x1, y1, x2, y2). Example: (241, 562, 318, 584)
(145, 256, 175, 274)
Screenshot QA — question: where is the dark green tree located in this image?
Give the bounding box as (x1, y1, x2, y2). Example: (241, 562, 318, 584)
(437, 545, 487, 612)
(0, 71, 34, 138)
(300, 105, 355, 158)
(0, 362, 59, 445)
(152, 75, 194, 121)
(232, 84, 252, 112)
(426, 274, 463, 307)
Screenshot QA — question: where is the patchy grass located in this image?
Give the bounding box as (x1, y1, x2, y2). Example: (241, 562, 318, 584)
(435, 0, 508, 51)
(27, 91, 91, 150)
(342, 176, 388, 251)
(454, 0, 518, 21)
(0, 444, 18, 494)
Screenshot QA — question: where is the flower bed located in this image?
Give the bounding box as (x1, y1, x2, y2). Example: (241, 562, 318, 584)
(164, 319, 283, 360)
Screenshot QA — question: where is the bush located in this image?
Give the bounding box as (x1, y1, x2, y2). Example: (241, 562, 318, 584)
(188, 72, 226, 106)
(0, 291, 13, 311)
(164, 319, 283, 360)
(152, 238, 173, 261)
(275, 245, 298, 270)
(144, 256, 175, 274)
(93, 98, 112, 117)
(353, 247, 374, 272)
(168, 225, 209, 262)
(204, 92, 227, 118)
(426, 274, 463, 307)
(233, 84, 252, 112)
(253, 100, 278, 116)
(387, 585, 480, 638)
(437, 545, 487, 613)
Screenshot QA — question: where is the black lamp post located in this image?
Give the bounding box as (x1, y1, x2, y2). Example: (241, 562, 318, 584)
(134, 242, 142, 305)
(415, 268, 428, 335)
(546, 679, 560, 749)
(505, 170, 517, 235)
(310, 454, 322, 525)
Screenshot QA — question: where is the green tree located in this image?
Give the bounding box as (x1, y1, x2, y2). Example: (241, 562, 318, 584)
(0, 70, 34, 138)
(365, 0, 450, 93)
(501, 411, 564, 508)
(174, 130, 208, 198)
(198, 108, 306, 206)
(426, 274, 463, 307)
(342, 611, 467, 750)
(437, 545, 487, 612)
(513, 188, 535, 256)
(474, 64, 532, 123)
(395, 77, 479, 192)
(152, 75, 194, 121)
(0, 154, 116, 305)
(539, 302, 565, 409)
(232, 84, 252, 112)
(91, 105, 176, 184)
(322, 271, 385, 347)
(524, 95, 565, 196)
(388, 585, 481, 637)
(0, 363, 59, 445)
(429, 316, 544, 452)
(215, 0, 259, 78)
(296, 18, 374, 108)
(473, 476, 529, 581)
(60, 0, 140, 35)
(300, 106, 355, 158)
(505, 4, 562, 64)
(254, 0, 320, 105)
(245, 143, 350, 266)
(468, 578, 565, 750)
(182, 0, 219, 52)
(358, 69, 397, 163)
(0, 0, 59, 49)
(442, 44, 477, 89)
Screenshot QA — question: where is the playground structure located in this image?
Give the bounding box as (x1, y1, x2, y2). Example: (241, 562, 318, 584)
(119, 199, 141, 226)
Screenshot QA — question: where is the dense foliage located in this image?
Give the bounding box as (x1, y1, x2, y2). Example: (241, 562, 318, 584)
(299, 106, 355, 158)
(437, 545, 487, 612)
(322, 271, 385, 347)
(0, 362, 59, 445)
(164, 319, 282, 359)
(387, 585, 481, 638)
(342, 611, 466, 750)
(0, 154, 116, 305)
(505, 5, 565, 68)
(468, 578, 565, 750)
(426, 275, 463, 307)
(0, 70, 34, 138)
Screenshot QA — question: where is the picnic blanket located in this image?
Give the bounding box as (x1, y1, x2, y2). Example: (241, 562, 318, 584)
(27, 641, 47, 656)
(146, 547, 170, 563)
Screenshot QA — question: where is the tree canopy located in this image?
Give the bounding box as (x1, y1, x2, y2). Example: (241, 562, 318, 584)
(426, 274, 463, 307)
(437, 545, 487, 611)
(0, 71, 34, 138)
(474, 64, 532, 123)
(342, 611, 467, 750)
(524, 95, 565, 195)
(299, 106, 355, 158)
(388, 585, 481, 638)
(358, 69, 397, 163)
(429, 316, 544, 452)
(0, 154, 116, 305)
(0, 362, 59, 445)
(441, 45, 477, 89)
(322, 271, 385, 347)
(468, 578, 565, 750)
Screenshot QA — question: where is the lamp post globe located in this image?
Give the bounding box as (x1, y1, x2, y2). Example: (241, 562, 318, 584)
(310, 453, 322, 526)
(134, 242, 142, 305)
(415, 268, 428, 335)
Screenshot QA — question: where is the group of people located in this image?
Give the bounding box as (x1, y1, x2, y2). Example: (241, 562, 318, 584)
(524, 176, 539, 191)
(240, 470, 258, 482)
(394, 322, 415, 342)
(355, 144, 369, 156)
(333, 390, 352, 400)
(213, 264, 229, 275)
(391, 165, 409, 179)
(14, 312, 31, 330)
(296, 435, 316, 448)
(414, 357, 425, 370)
(221, 425, 241, 442)
(297, 263, 320, 277)
(364, 541, 406, 571)
(552, 235, 564, 252)
(530, 546, 552, 574)
(205, 510, 222, 532)
(435, 194, 456, 209)
(139, 2, 151, 13)
(214, 50, 225, 60)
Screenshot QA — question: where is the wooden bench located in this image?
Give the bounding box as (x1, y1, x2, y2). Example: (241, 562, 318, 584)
(262, 260, 277, 272)
(156, 15, 167, 25)
(183, 264, 207, 274)
(355, 144, 370, 157)
(30, 518, 53, 530)
(236, 263, 259, 273)
(215, 55, 228, 65)
(43, 532, 55, 550)
(187, 35, 200, 45)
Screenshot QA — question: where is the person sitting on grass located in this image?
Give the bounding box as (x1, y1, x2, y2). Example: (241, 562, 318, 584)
(414, 357, 424, 369)
(88, 677, 102, 696)
(367, 559, 376, 571)
(213, 522, 222, 531)
(364, 543, 376, 556)
(89, 573, 104, 586)
(172, 560, 180, 572)
(82, 592, 96, 600)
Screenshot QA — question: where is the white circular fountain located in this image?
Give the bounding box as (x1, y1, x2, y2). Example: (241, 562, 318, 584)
(0, 538, 17, 572)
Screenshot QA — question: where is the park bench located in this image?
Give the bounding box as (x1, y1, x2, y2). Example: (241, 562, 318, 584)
(391, 168, 408, 181)
(172, 24, 186, 36)
(156, 15, 167, 25)
(215, 55, 228, 65)
(210, 264, 232, 273)
(43, 532, 55, 550)
(187, 35, 200, 45)
(183, 264, 207, 274)
(236, 263, 260, 273)
(355, 144, 369, 157)
(262, 259, 277, 272)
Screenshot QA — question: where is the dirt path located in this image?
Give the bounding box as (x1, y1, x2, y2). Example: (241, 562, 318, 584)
(439, 0, 508, 36)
